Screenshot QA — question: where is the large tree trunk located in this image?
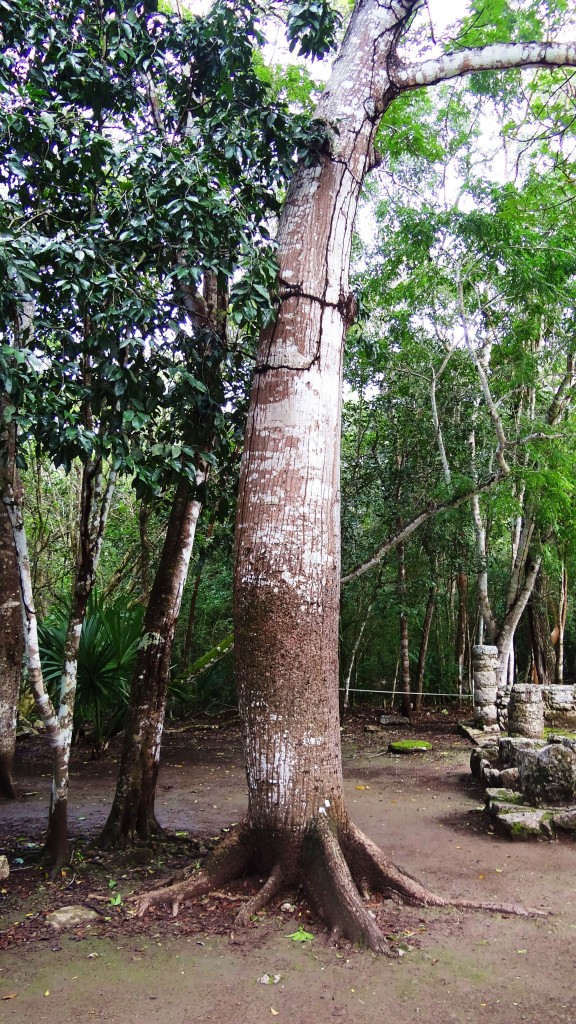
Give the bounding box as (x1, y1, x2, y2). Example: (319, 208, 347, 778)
(135, 1, 576, 950)
(0, 414, 24, 799)
(100, 473, 205, 846)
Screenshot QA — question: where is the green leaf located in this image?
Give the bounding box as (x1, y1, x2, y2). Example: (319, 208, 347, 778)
(287, 926, 314, 942)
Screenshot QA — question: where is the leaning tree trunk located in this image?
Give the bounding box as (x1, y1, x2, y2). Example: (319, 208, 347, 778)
(135, 0, 576, 950)
(0, 414, 24, 799)
(100, 473, 205, 845)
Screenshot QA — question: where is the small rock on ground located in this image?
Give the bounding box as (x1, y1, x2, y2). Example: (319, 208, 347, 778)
(46, 905, 100, 929)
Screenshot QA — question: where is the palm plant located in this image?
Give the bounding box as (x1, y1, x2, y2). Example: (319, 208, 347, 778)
(38, 593, 143, 752)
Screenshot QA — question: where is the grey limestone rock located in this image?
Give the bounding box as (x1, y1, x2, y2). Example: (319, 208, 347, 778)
(498, 736, 542, 768)
(499, 766, 520, 790)
(46, 905, 100, 929)
(551, 807, 576, 832)
(494, 809, 555, 840)
(519, 743, 576, 807)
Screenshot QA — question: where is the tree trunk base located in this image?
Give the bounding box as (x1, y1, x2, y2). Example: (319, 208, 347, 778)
(0, 756, 17, 800)
(134, 817, 545, 951)
(98, 801, 165, 850)
(44, 800, 71, 870)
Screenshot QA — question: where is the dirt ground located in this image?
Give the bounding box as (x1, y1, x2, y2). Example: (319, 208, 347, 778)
(1, 708, 575, 1024)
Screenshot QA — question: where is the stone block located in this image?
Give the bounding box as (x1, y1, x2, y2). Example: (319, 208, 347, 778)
(474, 704, 498, 727)
(379, 715, 409, 727)
(484, 787, 526, 805)
(498, 736, 542, 768)
(508, 684, 544, 739)
(520, 744, 576, 807)
(551, 807, 576, 833)
(482, 766, 502, 787)
(494, 809, 555, 840)
(499, 767, 520, 790)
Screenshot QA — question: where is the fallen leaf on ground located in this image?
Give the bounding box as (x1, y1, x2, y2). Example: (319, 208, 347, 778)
(2, 994, 18, 1000)
(287, 926, 314, 942)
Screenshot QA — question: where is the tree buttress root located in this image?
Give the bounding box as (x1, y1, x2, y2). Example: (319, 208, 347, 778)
(134, 817, 547, 953)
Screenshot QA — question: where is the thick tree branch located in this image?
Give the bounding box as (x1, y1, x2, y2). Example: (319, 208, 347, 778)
(341, 473, 503, 586)
(392, 42, 576, 92)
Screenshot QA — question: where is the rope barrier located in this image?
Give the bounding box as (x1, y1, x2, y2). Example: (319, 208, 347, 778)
(338, 687, 473, 698)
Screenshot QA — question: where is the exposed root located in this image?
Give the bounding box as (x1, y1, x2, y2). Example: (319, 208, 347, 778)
(134, 824, 252, 918)
(234, 862, 285, 927)
(133, 814, 546, 950)
(304, 816, 388, 953)
(341, 821, 548, 919)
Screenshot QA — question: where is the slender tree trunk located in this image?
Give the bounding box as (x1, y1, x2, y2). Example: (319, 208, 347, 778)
(2, 468, 61, 806)
(45, 458, 116, 865)
(528, 573, 556, 686)
(397, 541, 411, 717)
(496, 550, 542, 688)
(100, 473, 205, 845)
(343, 601, 372, 710)
(414, 582, 437, 713)
(139, 499, 151, 605)
(556, 563, 567, 684)
(0, 413, 24, 799)
(455, 572, 468, 695)
(182, 517, 215, 667)
(102, 271, 224, 846)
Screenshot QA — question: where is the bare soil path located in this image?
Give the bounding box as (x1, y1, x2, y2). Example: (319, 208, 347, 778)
(1, 710, 575, 1024)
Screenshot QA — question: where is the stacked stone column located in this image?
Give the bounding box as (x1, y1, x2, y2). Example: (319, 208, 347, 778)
(472, 645, 499, 728)
(508, 684, 544, 739)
